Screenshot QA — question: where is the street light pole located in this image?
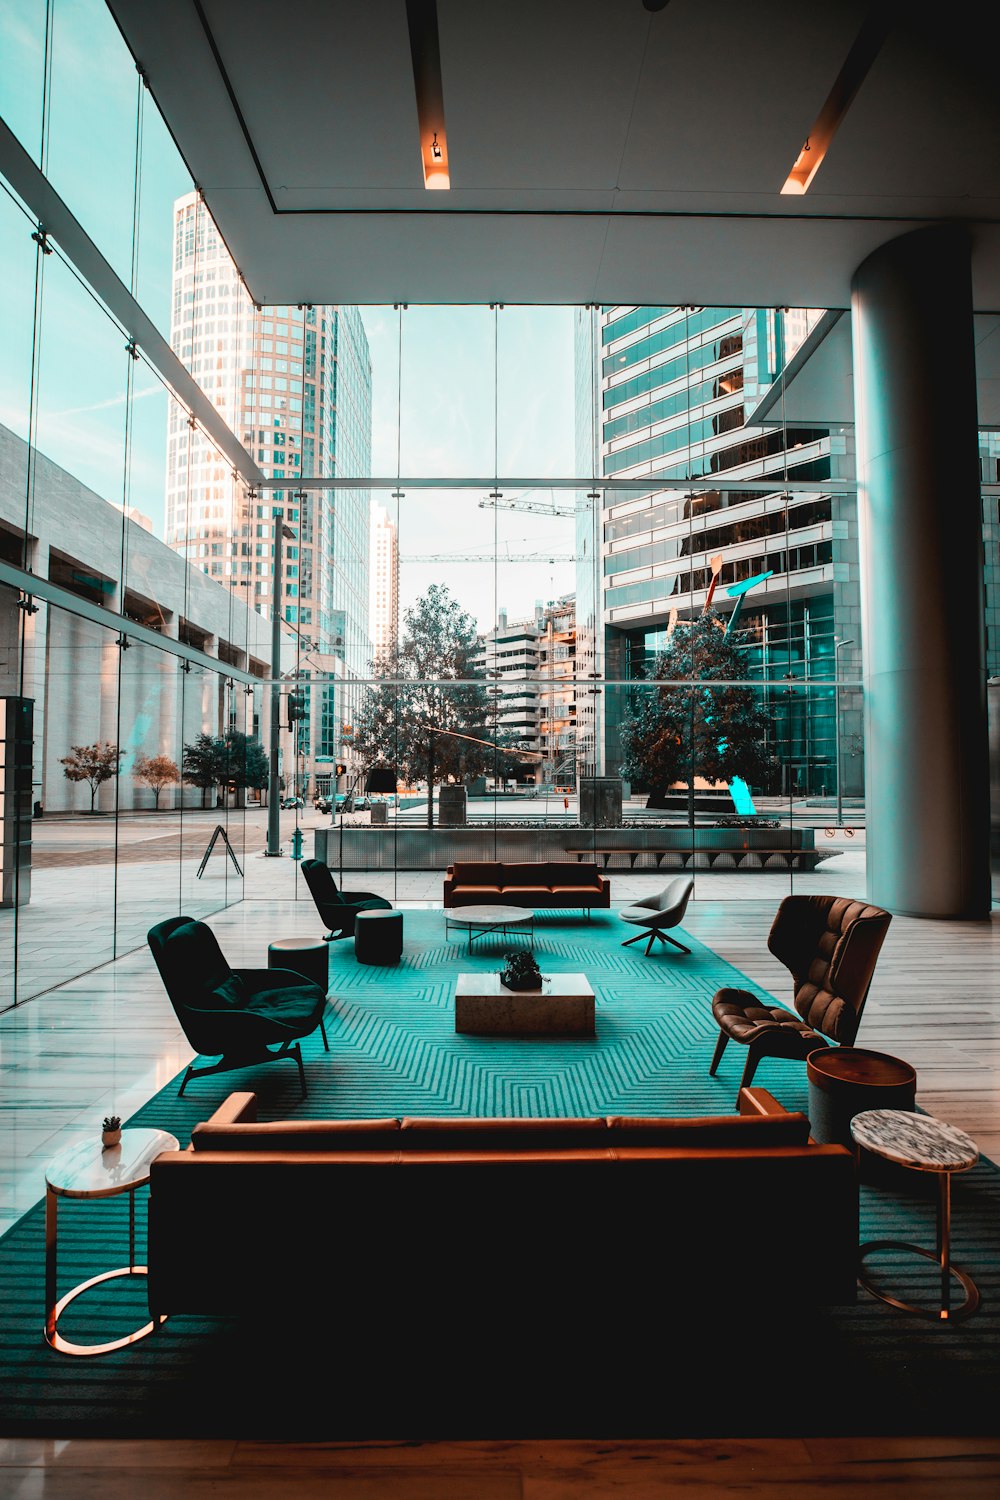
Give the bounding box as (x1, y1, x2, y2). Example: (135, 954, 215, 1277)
(265, 510, 295, 857)
(834, 636, 854, 828)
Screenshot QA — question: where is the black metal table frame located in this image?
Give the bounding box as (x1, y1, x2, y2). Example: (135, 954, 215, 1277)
(445, 911, 535, 955)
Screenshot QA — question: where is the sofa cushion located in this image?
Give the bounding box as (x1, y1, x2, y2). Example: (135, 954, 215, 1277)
(450, 862, 503, 888)
(605, 1112, 811, 1147)
(499, 885, 552, 902)
(544, 862, 602, 887)
(191, 1118, 401, 1151)
(497, 863, 550, 887)
(399, 1117, 609, 1151)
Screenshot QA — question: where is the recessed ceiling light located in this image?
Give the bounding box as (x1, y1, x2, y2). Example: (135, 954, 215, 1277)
(407, 0, 450, 191)
(780, 7, 892, 195)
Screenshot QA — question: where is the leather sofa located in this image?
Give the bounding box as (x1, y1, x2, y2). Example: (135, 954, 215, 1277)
(442, 859, 611, 911)
(146, 1087, 858, 1324)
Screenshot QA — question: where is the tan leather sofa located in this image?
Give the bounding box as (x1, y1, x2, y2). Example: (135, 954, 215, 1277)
(146, 1087, 858, 1321)
(442, 859, 611, 910)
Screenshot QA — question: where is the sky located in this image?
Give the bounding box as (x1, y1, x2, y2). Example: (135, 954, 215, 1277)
(0, 0, 580, 637)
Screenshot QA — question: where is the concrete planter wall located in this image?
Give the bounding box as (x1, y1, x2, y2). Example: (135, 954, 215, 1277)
(313, 824, 824, 873)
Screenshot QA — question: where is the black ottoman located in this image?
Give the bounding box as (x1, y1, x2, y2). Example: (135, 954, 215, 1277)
(268, 937, 330, 993)
(355, 909, 403, 965)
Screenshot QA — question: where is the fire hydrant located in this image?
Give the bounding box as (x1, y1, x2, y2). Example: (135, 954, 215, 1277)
(290, 826, 304, 861)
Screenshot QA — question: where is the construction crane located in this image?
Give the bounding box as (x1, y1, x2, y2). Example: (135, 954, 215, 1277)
(477, 488, 580, 518)
(400, 552, 581, 563)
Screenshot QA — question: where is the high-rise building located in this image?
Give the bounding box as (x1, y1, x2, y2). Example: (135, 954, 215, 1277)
(369, 503, 399, 662)
(472, 596, 577, 786)
(578, 305, 862, 799)
(165, 191, 373, 797)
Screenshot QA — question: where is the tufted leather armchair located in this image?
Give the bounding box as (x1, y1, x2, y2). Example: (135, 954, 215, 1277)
(708, 895, 892, 1105)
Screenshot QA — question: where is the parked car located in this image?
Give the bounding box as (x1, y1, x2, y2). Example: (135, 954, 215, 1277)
(280, 795, 304, 809)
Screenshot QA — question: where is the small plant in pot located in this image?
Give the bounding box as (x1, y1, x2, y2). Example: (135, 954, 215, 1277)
(499, 950, 543, 991)
(101, 1115, 121, 1149)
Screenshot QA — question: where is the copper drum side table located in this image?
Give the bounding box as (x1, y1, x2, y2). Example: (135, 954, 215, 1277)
(850, 1109, 980, 1323)
(44, 1127, 179, 1355)
(807, 1046, 916, 1149)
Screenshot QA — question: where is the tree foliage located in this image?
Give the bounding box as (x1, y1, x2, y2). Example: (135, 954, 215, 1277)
(132, 752, 180, 809)
(618, 610, 773, 808)
(182, 730, 268, 806)
(352, 584, 520, 825)
(221, 729, 268, 792)
(59, 741, 123, 812)
(182, 733, 221, 807)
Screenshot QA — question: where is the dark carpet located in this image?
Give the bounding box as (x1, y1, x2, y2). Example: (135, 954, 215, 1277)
(0, 910, 996, 1438)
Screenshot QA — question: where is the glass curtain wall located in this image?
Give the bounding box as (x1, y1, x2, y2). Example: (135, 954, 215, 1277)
(0, 0, 262, 1010)
(275, 302, 867, 911)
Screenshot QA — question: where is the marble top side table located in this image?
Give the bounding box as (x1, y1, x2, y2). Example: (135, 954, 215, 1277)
(850, 1108, 980, 1323)
(44, 1126, 179, 1356)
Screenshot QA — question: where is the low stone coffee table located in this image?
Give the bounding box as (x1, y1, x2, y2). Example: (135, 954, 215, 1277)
(455, 972, 595, 1037)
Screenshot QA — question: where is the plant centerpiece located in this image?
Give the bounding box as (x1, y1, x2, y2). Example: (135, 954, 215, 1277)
(101, 1115, 122, 1149)
(498, 950, 543, 992)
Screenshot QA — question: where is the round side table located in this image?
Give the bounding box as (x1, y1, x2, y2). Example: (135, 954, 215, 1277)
(807, 1046, 916, 1148)
(268, 936, 330, 993)
(850, 1108, 980, 1322)
(44, 1127, 179, 1356)
(267, 938, 330, 1051)
(355, 908, 404, 965)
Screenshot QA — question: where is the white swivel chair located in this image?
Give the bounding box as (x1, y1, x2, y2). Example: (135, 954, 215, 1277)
(619, 876, 695, 957)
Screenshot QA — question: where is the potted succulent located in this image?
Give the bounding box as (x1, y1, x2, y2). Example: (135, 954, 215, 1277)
(498, 950, 544, 991)
(101, 1114, 122, 1149)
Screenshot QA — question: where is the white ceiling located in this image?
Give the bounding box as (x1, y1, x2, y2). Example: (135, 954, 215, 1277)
(106, 0, 1000, 310)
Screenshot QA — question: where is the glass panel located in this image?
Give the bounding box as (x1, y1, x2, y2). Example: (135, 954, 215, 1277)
(0, 0, 49, 166)
(135, 87, 197, 338)
(33, 247, 130, 516)
(113, 633, 186, 954)
(0, 186, 41, 463)
(177, 659, 232, 920)
(16, 600, 118, 998)
(496, 304, 576, 477)
(46, 0, 141, 289)
(397, 306, 496, 477)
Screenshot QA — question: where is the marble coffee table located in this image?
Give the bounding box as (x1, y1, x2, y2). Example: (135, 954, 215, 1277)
(850, 1108, 980, 1322)
(445, 904, 534, 954)
(455, 972, 595, 1036)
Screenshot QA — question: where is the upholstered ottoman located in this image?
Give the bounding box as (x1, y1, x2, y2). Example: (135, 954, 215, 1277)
(267, 936, 330, 992)
(355, 909, 404, 965)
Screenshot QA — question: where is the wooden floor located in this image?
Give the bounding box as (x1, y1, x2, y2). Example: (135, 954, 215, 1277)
(1, 895, 997, 1496)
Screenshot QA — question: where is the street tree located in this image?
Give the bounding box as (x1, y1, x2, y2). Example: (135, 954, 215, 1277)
(220, 729, 268, 805)
(59, 741, 123, 813)
(618, 609, 773, 817)
(132, 752, 180, 809)
(182, 732, 223, 808)
(352, 583, 498, 826)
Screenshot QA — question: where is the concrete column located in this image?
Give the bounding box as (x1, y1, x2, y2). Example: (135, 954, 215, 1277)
(851, 225, 990, 916)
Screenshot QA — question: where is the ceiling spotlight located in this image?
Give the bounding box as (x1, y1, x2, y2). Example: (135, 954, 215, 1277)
(422, 128, 450, 189)
(780, 6, 892, 195)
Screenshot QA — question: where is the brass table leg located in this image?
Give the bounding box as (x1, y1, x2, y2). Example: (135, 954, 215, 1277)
(858, 1168, 980, 1322)
(44, 1186, 167, 1356)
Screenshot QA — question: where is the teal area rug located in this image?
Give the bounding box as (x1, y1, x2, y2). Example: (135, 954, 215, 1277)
(0, 909, 997, 1439)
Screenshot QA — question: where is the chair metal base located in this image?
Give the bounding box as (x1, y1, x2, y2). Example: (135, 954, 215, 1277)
(178, 1040, 308, 1099)
(621, 927, 690, 957)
